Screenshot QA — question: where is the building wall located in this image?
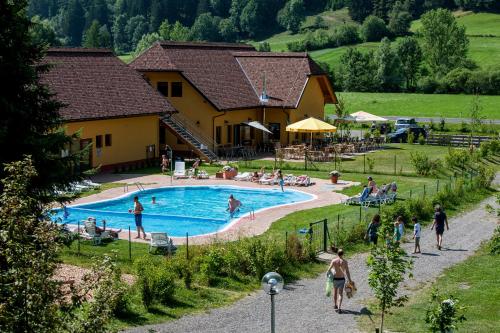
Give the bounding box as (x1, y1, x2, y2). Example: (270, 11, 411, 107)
(65, 115, 159, 168)
(144, 72, 330, 150)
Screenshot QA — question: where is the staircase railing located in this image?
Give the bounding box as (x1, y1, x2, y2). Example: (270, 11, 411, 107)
(164, 112, 218, 157)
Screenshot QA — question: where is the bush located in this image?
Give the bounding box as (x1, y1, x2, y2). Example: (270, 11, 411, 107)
(474, 164, 495, 188)
(360, 15, 390, 42)
(331, 24, 361, 46)
(286, 234, 305, 263)
(490, 226, 500, 255)
(366, 156, 375, 172)
(417, 76, 441, 94)
(444, 148, 471, 170)
(410, 151, 441, 176)
(135, 257, 176, 309)
(418, 133, 426, 145)
(408, 131, 415, 144)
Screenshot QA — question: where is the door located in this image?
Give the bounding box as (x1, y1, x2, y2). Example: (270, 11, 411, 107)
(233, 125, 241, 146)
(79, 138, 93, 171)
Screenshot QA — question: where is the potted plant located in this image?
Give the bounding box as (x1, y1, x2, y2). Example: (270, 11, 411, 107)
(222, 165, 237, 179)
(329, 170, 340, 184)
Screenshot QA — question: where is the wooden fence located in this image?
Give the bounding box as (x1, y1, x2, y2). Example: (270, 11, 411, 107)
(426, 134, 495, 147)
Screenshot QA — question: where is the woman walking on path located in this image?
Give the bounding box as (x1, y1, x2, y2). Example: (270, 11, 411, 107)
(366, 214, 381, 245)
(431, 205, 449, 250)
(327, 249, 352, 314)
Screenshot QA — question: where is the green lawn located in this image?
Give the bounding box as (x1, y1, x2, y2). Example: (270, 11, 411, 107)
(325, 92, 500, 119)
(310, 41, 380, 66)
(468, 36, 500, 69)
(411, 11, 500, 36)
(118, 53, 133, 64)
(381, 243, 500, 333)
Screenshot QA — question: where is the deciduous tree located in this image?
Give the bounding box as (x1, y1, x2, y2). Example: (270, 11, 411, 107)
(375, 37, 404, 91)
(396, 36, 422, 90)
(348, 0, 374, 23)
(420, 8, 469, 76)
(277, 0, 306, 33)
(360, 15, 390, 42)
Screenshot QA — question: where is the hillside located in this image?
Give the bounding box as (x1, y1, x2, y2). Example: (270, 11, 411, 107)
(255, 10, 500, 71)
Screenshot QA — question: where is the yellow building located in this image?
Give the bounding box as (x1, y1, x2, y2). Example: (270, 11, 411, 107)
(131, 42, 337, 161)
(43, 48, 175, 171)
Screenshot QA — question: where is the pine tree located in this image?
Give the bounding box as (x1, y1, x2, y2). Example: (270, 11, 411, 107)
(82, 20, 101, 47)
(98, 25, 112, 48)
(63, 0, 85, 46)
(112, 14, 129, 54)
(349, 0, 374, 23)
(0, 0, 81, 203)
(149, 0, 165, 32)
(85, 0, 110, 28)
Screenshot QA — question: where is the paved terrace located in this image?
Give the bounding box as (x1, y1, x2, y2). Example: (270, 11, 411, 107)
(69, 174, 358, 245)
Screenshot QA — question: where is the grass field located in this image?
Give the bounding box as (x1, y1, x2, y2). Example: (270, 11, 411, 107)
(380, 243, 500, 333)
(325, 92, 500, 119)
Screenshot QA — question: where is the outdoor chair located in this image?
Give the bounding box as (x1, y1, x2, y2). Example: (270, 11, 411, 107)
(83, 220, 111, 245)
(259, 174, 277, 185)
(295, 175, 311, 187)
(283, 174, 297, 186)
(234, 172, 252, 181)
(149, 232, 177, 254)
(174, 161, 188, 179)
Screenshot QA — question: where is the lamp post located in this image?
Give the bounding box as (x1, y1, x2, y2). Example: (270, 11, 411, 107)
(261, 272, 284, 333)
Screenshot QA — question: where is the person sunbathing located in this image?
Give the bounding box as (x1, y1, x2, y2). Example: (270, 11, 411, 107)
(251, 171, 260, 182)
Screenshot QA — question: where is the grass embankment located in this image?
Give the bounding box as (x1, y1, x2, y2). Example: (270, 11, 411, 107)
(325, 92, 500, 119)
(381, 242, 500, 333)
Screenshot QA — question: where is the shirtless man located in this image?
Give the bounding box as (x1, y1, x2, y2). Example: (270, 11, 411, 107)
(227, 194, 242, 218)
(129, 196, 146, 239)
(327, 249, 352, 313)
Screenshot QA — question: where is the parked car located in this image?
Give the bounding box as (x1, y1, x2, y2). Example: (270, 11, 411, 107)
(386, 127, 427, 143)
(395, 118, 416, 130)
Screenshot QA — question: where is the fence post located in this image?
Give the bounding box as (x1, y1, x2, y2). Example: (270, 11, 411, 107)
(363, 154, 366, 174)
(285, 231, 288, 256)
(437, 179, 440, 193)
(304, 150, 308, 171)
(423, 184, 426, 198)
(186, 232, 189, 260)
(359, 205, 362, 223)
(410, 189, 412, 199)
(77, 220, 80, 256)
(394, 155, 396, 175)
(334, 150, 337, 170)
(323, 219, 328, 253)
(128, 226, 132, 260)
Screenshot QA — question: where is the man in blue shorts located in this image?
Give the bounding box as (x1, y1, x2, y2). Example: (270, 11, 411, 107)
(431, 205, 449, 250)
(129, 196, 146, 239)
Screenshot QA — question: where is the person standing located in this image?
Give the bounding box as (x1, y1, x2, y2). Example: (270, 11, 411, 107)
(129, 196, 146, 239)
(394, 220, 402, 243)
(326, 249, 352, 314)
(397, 216, 405, 239)
(277, 169, 284, 192)
(431, 205, 449, 250)
(412, 217, 421, 254)
(227, 194, 242, 218)
(161, 154, 169, 173)
(366, 214, 381, 245)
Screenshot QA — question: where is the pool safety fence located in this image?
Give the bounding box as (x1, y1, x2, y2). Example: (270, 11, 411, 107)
(284, 174, 478, 256)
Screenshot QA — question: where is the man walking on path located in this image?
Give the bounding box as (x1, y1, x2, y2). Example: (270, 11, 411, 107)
(327, 249, 352, 314)
(412, 216, 421, 254)
(129, 196, 146, 239)
(431, 205, 449, 250)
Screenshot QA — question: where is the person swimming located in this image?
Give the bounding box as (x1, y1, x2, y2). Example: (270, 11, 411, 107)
(227, 194, 242, 217)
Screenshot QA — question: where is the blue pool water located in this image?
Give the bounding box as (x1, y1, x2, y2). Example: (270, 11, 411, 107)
(52, 186, 314, 236)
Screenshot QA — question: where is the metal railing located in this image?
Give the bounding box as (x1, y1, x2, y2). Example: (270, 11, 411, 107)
(166, 113, 218, 156)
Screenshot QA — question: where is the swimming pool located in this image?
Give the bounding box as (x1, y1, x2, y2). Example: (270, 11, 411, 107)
(52, 186, 315, 237)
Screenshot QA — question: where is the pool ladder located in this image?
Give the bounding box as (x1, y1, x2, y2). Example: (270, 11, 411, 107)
(123, 182, 145, 192)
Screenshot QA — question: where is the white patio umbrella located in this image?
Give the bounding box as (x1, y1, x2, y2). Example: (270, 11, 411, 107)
(350, 111, 387, 122)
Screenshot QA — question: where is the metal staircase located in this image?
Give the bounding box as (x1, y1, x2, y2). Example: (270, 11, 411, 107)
(161, 113, 218, 162)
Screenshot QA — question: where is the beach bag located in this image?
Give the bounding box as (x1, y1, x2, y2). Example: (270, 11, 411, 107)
(325, 278, 333, 297)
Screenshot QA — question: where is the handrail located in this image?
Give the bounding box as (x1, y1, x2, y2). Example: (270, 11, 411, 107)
(168, 113, 218, 153)
(135, 182, 145, 191)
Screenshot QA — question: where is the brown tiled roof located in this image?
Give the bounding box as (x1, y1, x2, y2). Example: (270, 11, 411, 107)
(130, 41, 335, 110)
(234, 51, 328, 108)
(42, 48, 175, 121)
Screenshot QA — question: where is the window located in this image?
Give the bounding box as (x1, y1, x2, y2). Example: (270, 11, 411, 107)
(157, 82, 168, 96)
(95, 135, 103, 148)
(105, 134, 112, 147)
(268, 123, 281, 141)
(227, 125, 232, 143)
(216, 126, 221, 144)
(171, 82, 182, 97)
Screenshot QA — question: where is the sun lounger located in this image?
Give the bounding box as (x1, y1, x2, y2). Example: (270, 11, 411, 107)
(197, 170, 210, 179)
(283, 175, 296, 186)
(295, 175, 311, 187)
(259, 174, 277, 185)
(149, 232, 177, 254)
(234, 172, 252, 181)
(82, 179, 101, 188)
(174, 161, 188, 179)
(82, 220, 111, 245)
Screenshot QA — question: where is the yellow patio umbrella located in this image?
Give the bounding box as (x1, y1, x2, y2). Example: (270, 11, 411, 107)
(286, 117, 337, 147)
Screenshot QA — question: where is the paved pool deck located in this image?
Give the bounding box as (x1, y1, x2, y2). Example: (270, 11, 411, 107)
(69, 174, 359, 245)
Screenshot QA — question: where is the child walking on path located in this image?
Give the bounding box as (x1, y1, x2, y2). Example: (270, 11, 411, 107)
(412, 216, 421, 254)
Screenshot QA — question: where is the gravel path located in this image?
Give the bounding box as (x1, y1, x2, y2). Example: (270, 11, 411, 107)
(124, 195, 499, 333)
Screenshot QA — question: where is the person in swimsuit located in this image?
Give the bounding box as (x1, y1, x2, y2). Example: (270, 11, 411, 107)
(227, 194, 242, 218)
(277, 169, 284, 192)
(129, 196, 146, 239)
(431, 205, 449, 250)
(161, 154, 169, 173)
(327, 249, 352, 313)
(367, 176, 378, 194)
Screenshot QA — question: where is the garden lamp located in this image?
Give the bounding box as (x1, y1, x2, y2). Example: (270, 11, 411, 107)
(261, 272, 284, 333)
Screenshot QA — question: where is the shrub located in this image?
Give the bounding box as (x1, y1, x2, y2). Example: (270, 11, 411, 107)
(135, 257, 176, 308)
(410, 151, 441, 176)
(286, 234, 305, 263)
(425, 290, 466, 333)
(444, 148, 471, 170)
(408, 131, 415, 144)
(366, 156, 375, 172)
(417, 76, 441, 94)
(418, 133, 426, 145)
(490, 226, 500, 255)
(331, 24, 360, 46)
(474, 164, 495, 188)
